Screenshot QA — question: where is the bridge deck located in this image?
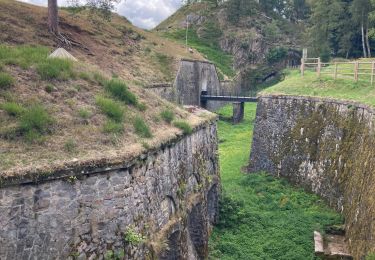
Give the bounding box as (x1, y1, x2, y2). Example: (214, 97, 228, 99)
(200, 95, 258, 102)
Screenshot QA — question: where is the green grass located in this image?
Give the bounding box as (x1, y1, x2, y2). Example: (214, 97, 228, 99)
(95, 96, 124, 122)
(133, 116, 152, 138)
(19, 104, 54, 142)
(103, 120, 124, 134)
(209, 103, 343, 259)
(0, 45, 49, 69)
(262, 70, 375, 107)
(0, 72, 14, 89)
(105, 79, 138, 106)
(77, 108, 92, 119)
(173, 120, 192, 134)
(1, 102, 25, 117)
(37, 58, 74, 80)
(160, 109, 174, 123)
(164, 29, 234, 78)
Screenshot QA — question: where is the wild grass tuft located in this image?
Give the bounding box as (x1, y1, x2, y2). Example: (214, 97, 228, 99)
(64, 139, 77, 153)
(1, 102, 25, 117)
(160, 109, 174, 123)
(0, 72, 14, 89)
(95, 96, 124, 122)
(133, 116, 152, 138)
(0, 45, 49, 69)
(103, 120, 124, 134)
(77, 108, 92, 120)
(173, 120, 192, 134)
(19, 104, 54, 142)
(105, 79, 138, 106)
(37, 58, 74, 80)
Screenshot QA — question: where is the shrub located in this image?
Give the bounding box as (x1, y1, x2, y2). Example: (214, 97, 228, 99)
(105, 79, 138, 106)
(0, 72, 14, 89)
(160, 109, 174, 123)
(20, 104, 54, 141)
(133, 116, 152, 138)
(77, 108, 91, 119)
(37, 58, 74, 80)
(173, 120, 192, 134)
(45, 84, 54, 93)
(96, 96, 124, 122)
(124, 228, 145, 245)
(103, 120, 124, 134)
(1, 102, 25, 117)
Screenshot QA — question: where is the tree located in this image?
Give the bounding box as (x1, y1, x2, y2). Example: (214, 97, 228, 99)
(351, 0, 372, 57)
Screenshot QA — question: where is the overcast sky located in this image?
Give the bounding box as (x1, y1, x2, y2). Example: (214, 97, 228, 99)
(19, 0, 182, 29)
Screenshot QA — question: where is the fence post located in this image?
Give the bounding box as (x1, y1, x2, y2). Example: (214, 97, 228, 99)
(354, 62, 359, 81)
(371, 62, 375, 86)
(334, 62, 338, 80)
(300, 58, 305, 76)
(317, 58, 321, 77)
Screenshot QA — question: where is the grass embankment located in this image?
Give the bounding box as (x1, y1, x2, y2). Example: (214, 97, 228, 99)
(164, 29, 234, 79)
(262, 70, 375, 107)
(209, 103, 342, 259)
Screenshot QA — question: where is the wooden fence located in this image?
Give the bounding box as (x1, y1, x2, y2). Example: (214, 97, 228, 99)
(301, 58, 375, 85)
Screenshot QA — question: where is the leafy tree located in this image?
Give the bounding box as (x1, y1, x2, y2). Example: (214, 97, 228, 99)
(350, 0, 372, 57)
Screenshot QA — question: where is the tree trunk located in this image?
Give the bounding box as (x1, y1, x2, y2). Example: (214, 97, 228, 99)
(48, 0, 59, 33)
(361, 21, 367, 58)
(366, 21, 371, 58)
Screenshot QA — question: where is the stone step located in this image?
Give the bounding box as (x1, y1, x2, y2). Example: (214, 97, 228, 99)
(314, 231, 353, 260)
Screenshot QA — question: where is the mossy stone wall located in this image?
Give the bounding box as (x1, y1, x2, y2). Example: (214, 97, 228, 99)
(249, 95, 375, 258)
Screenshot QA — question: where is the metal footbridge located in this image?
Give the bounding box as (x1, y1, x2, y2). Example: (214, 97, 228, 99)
(200, 94, 258, 103)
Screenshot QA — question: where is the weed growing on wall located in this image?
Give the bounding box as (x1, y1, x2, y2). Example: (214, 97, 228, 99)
(173, 120, 192, 134)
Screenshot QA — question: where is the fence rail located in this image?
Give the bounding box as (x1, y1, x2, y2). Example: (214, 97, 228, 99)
(300, 58, 375, 85)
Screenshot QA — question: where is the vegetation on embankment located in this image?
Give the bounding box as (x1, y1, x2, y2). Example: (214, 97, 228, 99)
(0, 44, 207, 176)
(209, 103, 343, 259)
(262, 69, 375, 107)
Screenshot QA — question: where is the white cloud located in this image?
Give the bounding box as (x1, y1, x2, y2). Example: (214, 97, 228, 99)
(19, 0, 182, 29)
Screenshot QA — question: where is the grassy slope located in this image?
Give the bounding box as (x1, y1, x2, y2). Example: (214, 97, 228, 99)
(262, 70, 375, 106)
(209, 104, 342, 259)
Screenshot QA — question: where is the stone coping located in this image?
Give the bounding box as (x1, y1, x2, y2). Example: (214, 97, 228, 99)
(180, 58, 213, 65)
(0, 113, 218, 188)
(144, 83, 173, 89)
(259, 94, 375, 114)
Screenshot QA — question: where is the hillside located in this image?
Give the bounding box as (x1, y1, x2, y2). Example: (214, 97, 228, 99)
(0, 0, 213, 177)
(156, 1, 304, 89)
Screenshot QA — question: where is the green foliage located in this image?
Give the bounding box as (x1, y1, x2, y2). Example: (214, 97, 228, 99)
(0, 72, 14, 89)
(226, 0, 258, 23)
(160, 109, 175, 123)
(367, 253, 375, 260)
(45, 84, 54, 93)
(154, 53, 174, 79)
(103, 120, 124, 134)
(37, 58, 74, 80)
(95, 96, 124, 122)
(1, 102, 25, 117)
(266, 47, 287, 64)
(209, 104, 343, 259)
(0, 45, 49, 69)
(105, 79, 138, 106)
(164, 29, 234, 77)
(133, 116, 152, 138)
(199, 21, 223, 47)
(77, 108, 92, 119)
(104, 249, 125, 260)
(19, 104, 54, 142)
(173, 120, 192, 134)
(93, 72, 107, 86)
(124, 228, 145, 246)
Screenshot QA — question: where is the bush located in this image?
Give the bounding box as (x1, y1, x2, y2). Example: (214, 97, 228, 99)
(95, 96, 124, 122)
(173, 120, 192, 134)
(20, 104, 54, 141)
(266, 47, 287, 64)
(105, 79, 138, 106)
(0, 72, 14, 89)
(103, 120, 124, 134)
(37, 58, 74, 80)
(160, 109, 174, 123)
(133, 116, 152, 138)
(1, 102, 25, 117)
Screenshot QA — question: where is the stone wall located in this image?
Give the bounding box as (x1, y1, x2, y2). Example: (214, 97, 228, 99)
(248, 95, 375, 258)
(0, 121, 220, 260)
(145, 83, 175, 103)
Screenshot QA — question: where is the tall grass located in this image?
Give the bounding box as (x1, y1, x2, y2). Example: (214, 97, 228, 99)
(173, 120, 192, 134)
(105, 79, 138, 106)
(0, 45, 49, 69)
(0, 72, 14, 89)
(133, 116, 152, 138)
(37, 58, 74, 80)
(95, 96, 124, 122)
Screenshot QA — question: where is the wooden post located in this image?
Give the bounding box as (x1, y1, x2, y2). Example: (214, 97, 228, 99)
(300, 58, 305, 76)
(334, 62, 338, 80)
(371, 62, 375, 85)
(354, 62, 359, 81)
(317, 58, 321, 77)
